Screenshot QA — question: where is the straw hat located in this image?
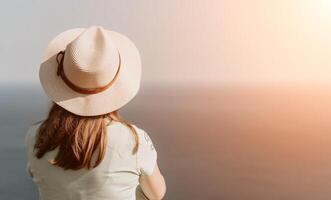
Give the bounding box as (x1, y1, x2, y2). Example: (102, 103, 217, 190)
(39, 26, 141, 116)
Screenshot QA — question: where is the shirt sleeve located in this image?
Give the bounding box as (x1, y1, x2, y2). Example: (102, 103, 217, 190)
(136, 128, 157, 176)
(24, 124, 38, 178)
(24, 131, 32, 177)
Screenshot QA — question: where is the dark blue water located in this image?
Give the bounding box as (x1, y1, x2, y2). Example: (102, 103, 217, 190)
(2, 83, 331, 199)
(0, 84, 47, 200)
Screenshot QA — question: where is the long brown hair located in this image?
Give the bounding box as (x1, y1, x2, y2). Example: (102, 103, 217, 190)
(34, 103, 139, 170)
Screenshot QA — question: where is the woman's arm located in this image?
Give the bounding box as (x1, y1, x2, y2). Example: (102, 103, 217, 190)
(139, 163, 166, 200)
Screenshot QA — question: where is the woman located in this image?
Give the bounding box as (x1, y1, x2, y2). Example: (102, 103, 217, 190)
(25, 26, 166, 200)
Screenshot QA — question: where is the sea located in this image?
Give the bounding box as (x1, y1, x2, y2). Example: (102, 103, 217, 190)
(1, 83, 331, 200)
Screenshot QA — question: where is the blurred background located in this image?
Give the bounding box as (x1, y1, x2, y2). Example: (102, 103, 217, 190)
(1, 0, 331, 199)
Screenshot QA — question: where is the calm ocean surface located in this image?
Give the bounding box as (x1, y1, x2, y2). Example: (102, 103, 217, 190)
(1, 83, 331, 200)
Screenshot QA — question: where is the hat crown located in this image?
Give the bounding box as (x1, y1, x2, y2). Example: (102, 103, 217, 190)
(63, 26, 120, 89)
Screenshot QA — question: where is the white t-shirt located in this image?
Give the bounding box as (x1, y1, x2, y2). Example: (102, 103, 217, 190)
(25, 120, 157, 200)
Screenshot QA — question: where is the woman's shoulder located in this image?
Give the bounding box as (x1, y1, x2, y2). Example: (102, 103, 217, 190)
(25, 120, 44, 146)
(131, 124, 154, 145)
(107, 120, 146, 136)
(106, 121, 152, 148)
(106, 121, 135, 148)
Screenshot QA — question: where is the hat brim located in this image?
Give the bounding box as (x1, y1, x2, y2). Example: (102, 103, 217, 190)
(39, 28, 141, 116)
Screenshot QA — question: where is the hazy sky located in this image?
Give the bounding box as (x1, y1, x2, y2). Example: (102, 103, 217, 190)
(1, 0, 330, 85)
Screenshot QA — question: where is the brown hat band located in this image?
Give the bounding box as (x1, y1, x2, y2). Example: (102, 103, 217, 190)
(56, 51, 121, 94)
